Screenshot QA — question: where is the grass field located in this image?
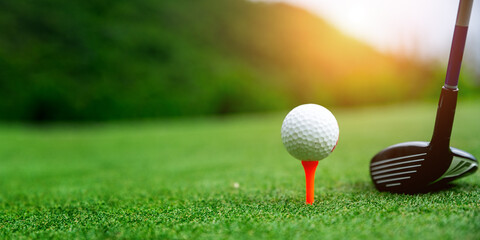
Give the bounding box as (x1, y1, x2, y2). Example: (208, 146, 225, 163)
(0, 101, 479, 239)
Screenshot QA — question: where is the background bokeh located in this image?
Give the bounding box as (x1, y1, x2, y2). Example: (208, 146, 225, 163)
(0, 0, 478, 122)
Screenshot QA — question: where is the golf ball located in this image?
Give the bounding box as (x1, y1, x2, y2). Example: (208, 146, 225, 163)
(281, 104, 339, 161)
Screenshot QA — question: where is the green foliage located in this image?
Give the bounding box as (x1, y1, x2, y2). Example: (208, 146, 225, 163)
(0, 0, 286, 121)
(0, 101, 479, 238)
(0, 0, 478, 122)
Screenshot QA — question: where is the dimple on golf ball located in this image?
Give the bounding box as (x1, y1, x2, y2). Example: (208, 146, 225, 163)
(281, 104, 339, 161)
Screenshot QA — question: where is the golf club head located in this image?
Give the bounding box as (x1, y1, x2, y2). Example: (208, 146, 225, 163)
(370, 141, 477, 193)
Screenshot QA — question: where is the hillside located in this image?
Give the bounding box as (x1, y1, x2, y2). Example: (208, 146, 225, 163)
(0, 0, 432, 121)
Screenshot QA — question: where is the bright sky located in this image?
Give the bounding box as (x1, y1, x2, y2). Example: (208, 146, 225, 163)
(256, 0, 480, 68)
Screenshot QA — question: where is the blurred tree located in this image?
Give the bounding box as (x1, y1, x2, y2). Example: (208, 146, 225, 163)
(0, 0, 474, 122)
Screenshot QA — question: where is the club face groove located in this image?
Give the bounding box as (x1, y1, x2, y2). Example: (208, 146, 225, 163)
(371, 158, 425, 171)
(370, 142, 430, 193)
(370, 141, 478, 193)
(372, 170, 417, 180)
(370, 153, 427, 167)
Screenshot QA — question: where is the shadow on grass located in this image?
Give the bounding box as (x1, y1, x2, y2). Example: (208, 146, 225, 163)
(322, 180, 479, 196)
(415, 182, 479, 194)
(372, 182, 479, 196)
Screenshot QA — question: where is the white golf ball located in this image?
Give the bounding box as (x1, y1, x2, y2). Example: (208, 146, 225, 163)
(281, 104, 339, 161)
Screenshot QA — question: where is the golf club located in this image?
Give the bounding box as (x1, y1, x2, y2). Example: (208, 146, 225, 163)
(369, 0, 477, 193)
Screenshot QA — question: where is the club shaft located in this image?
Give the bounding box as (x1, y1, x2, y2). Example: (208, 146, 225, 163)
(444, 0, 473, 88)
(431, 87, 458, 149)
(432, 0, 473, 147)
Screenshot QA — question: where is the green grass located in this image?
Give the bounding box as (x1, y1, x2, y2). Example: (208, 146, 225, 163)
(0, 101, 479, 239)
